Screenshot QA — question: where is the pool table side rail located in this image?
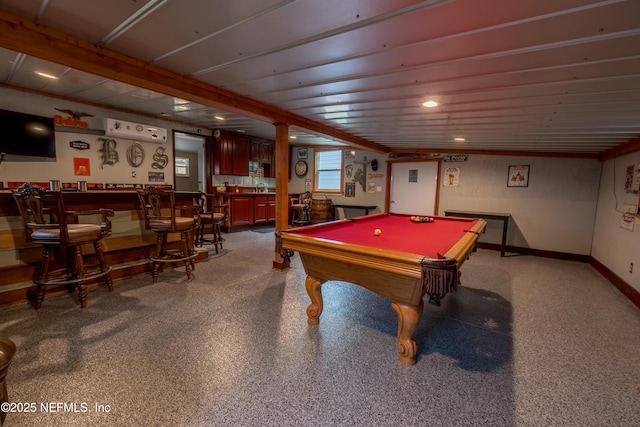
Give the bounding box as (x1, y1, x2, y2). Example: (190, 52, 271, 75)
(443, 219, 487, 264)
(278, 219, 486, 306)
(280, 231, 427, 278)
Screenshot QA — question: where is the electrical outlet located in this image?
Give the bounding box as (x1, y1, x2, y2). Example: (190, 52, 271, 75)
(630, 263, 634, 274)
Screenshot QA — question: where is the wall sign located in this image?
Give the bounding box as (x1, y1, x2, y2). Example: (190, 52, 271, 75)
(74, 158, 91, 176)
(99, 137, 119, 169)
(126, 142, 145, 167)
(69, 140, 90, 150)
(148, 172, 165, 182)
(443, 166, 460, 186)
(152, 146, 169, 169)
(443, 154, 468, 162)
(507, 165, 529, 187)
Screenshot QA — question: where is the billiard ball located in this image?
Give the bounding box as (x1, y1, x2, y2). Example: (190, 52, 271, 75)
(374, 228, 382, 236)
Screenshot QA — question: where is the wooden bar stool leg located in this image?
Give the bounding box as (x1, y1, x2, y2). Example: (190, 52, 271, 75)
(94, 240, 113, 291)
(212, 222, 220, 253)
(189, 229, 196, 271)
(151, 233, 164, 283)
(197, 222, 204, 247)
(72, 246, 89, 309)
(34, 247, 53, 309)
(181, 231, 193, 279)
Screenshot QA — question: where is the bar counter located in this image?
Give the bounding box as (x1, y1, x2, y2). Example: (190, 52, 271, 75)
(0, 190, 207, 306)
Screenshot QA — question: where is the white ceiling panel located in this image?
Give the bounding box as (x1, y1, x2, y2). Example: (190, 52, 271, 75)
(0, 0, 638, 155)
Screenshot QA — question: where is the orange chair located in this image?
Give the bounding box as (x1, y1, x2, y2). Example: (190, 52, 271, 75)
(137, 187, 198, 282)
(12, 183, 114, 308)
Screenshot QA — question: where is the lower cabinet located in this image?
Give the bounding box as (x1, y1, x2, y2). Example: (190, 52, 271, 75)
(254, 195, 276, 223)
(227, 194, 276, 229)
(229, 196, 254, 226)
(268, 196, 276, 221)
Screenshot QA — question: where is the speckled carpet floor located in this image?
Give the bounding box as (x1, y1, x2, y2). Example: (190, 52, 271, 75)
(0, 230, 639, 426)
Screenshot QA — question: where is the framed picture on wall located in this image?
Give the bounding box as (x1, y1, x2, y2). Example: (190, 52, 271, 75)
(297, 148, 308, 159)
(507, 165, 529, 187)
(345, 182, 355, 197)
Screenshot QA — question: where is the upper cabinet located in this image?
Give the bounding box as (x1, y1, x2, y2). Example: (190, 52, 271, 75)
(232, 134, 250, 175)
(251, 138, 273, 164)
(213, 130, 250, 176)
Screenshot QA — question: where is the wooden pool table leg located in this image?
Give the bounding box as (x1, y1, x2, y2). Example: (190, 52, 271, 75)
(305, 275, 324, 325)
(391, 300, 424, 366)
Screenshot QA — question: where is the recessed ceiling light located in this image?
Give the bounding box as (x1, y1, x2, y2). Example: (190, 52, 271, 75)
(236, 129, 245, 133)
(454, 137, 465, 142)
(214, 115, 225, 121)
(289, 135, 297, 139)
(422, 100, 438, 108)
(35, 71, 59, 80)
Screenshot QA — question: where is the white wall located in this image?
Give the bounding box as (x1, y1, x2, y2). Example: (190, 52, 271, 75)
(0, 87, 208, 189)
(288, 147, 387, 218)
(1, 131, 173, 189)
(591, 152, 640, 293)
(439, 155, 602, 255)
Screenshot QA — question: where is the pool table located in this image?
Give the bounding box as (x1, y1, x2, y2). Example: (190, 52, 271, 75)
(278, 213, 486, 366)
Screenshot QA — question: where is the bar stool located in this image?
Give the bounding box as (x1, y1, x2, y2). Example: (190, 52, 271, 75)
(194, 192, 227, 254)
(290, 191, 312, 226)
(12, 183, 115, 309)
(137, 187, 198, 282)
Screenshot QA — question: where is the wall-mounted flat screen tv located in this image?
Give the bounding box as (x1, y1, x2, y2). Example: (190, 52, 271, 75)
(0, 109, 56, 158)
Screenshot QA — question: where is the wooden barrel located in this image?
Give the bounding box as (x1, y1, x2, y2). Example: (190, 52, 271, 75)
(311, 199, 332, 224)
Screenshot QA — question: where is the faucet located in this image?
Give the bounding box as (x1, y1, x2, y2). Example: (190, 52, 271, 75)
(256, 182, 266, 193)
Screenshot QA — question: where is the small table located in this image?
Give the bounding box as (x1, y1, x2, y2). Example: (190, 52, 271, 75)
(331, 204, 377, 220)
(279, 213, 486, 365)
(444, 210, 510, 257)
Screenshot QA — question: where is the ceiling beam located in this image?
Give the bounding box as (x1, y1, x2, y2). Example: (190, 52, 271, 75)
(0, 10, 389, 154)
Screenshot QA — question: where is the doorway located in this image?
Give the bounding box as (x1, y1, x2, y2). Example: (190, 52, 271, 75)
(389, 161, 440, 215)
(174, 132, 206, 192)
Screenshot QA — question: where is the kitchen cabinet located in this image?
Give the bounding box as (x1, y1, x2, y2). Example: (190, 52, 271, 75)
(213, 131, 233, 175)
(267, 195, 276, 220)
(264, 143, 275, 178)
(251, 138, 272, 164)
(254, 195, 276, 223)
(229, 196, 254, 226)
(221, 193, 276, 231)
(232, 134, 250, 175)
(251, 138, 275, 178)
(213, 130, 250, 176)
(254, 195, 269, 224)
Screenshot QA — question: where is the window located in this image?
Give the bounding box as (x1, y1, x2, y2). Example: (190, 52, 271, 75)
(175, 157, 189, 177)
(314, 149, 343, 192)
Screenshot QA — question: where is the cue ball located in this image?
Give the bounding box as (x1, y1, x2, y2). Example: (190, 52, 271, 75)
(374, 228, 382, 236)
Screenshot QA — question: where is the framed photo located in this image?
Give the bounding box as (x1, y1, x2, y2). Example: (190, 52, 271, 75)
(297, 148, 308, 159)
(508, 165, 529, 187)
(345, 181, 355, 197)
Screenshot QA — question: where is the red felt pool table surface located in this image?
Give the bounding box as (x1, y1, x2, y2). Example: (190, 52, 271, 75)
(286, 213, 479, 259)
